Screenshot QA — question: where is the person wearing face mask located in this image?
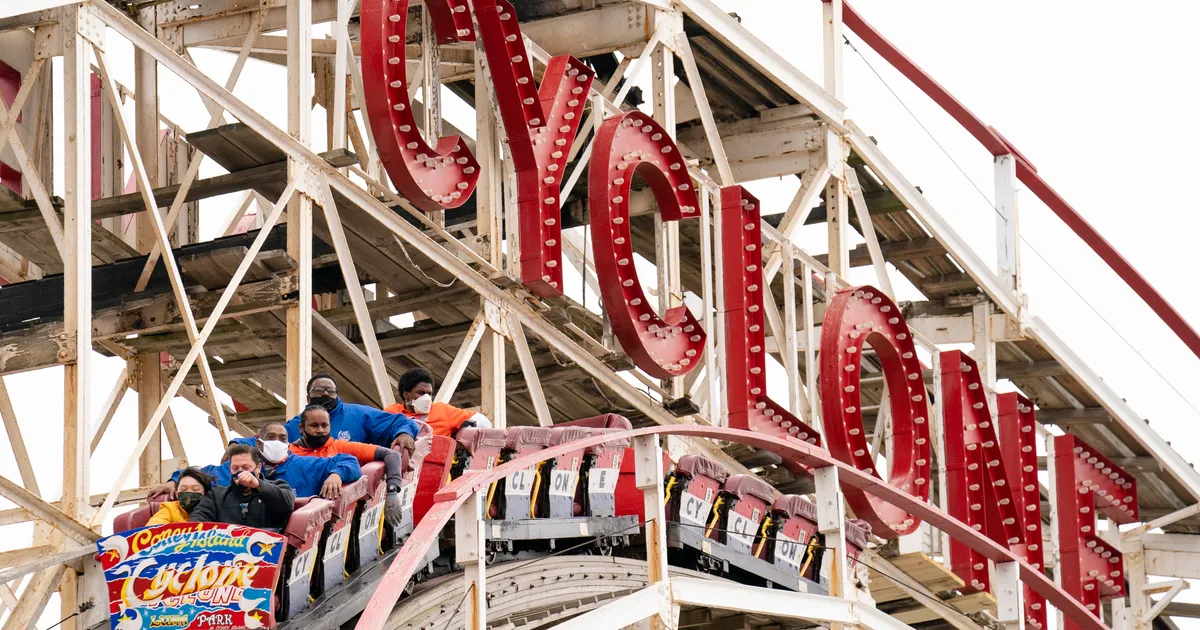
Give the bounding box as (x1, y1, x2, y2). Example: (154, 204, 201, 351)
(289, 405, 408, 527)
(188, 444, 295, 531)
(254, 422, 364, 500)
(384, 368, 492, 437)
(285, 373, 420, 454)
(159, 423, 362, 501)
(146, 468, 212, 526)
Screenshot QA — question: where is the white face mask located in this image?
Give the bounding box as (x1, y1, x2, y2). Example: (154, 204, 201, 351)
(260, 440, 289, 463)
(411, 393, 433, 414)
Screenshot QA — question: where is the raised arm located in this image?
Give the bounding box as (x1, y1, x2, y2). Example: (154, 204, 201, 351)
(257, 477, 296, 519)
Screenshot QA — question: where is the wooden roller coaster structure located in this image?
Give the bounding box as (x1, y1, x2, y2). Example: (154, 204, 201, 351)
(0, 1, 1197, 630)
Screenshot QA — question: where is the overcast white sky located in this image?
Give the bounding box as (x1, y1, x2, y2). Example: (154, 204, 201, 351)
(2, 1, 1199, 627)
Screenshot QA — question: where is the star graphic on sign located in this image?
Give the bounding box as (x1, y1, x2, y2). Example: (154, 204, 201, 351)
(118, 612, 131, 622)
(105, 549, 121, 562)
(255, 542, 276, 555)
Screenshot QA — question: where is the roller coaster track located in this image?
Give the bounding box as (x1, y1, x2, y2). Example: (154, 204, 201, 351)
(355, 426, 1103, 630)
(384, 557, 719, 630)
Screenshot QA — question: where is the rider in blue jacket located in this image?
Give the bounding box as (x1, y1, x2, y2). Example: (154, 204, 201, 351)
(161, 423, 361, 499)
(286, 373, 420, 454)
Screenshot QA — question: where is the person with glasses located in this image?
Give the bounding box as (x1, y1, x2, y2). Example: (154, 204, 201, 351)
(284, 373, 421, 454)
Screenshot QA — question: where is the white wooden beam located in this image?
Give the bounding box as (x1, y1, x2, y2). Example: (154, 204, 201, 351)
(676, 0, 846, 130)
(89, 182, 297, 528)
(551, 583, 672, 630)
(0, 378, 39, 497)
(318, 181, 395, 406)
(763, 159, 830, 284)
(92, 48, 233, 446)
(286, 0, 314, 416)
(0, 475, 95, 544)
(995, 153, 1021, 296)
(133, 4, 266, 291)
(0, 565, 66, 630)
(61, 3, 93, 543)
(507, 317, 554, 427)
(847, 122, 1021, 317)
(846, 168, 893, 297)
(88, 366, 129, 454)
(455, 491, 487, 630)
(674, 33, 733, 185)
(635, 435, 669, 586)
(436, 311, 486, 404)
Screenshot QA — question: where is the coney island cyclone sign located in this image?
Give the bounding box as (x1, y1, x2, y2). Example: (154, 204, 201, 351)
(94, 523, 287, 630)
(359, 1, 1140, 628)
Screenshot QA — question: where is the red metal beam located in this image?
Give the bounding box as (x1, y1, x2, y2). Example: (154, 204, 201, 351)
(355, 426, 1104, 630)
(840, 1, 1200, 362)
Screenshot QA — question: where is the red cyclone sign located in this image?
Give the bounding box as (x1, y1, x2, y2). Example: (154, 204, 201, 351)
(358, 4, 1140, 624)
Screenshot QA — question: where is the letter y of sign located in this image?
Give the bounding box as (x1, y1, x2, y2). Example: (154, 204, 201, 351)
(473, 0, 595, 298)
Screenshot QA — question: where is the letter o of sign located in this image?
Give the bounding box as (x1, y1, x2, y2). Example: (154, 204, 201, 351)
(820, 286, 931, 537)
(589, 111, 704, 379)
(360, 0, 480, 212)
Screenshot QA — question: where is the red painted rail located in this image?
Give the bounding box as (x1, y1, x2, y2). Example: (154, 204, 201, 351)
(840, 1, 1200, 362)
(354, 427, 1104, 630)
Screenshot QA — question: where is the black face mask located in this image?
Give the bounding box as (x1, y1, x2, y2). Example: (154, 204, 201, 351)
(310, 396, 338, 412)
(305, 433, 330, 448)
(177, 492, 204, 513)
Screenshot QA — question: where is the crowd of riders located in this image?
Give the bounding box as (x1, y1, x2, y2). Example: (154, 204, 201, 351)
(143, 368, 491, 532)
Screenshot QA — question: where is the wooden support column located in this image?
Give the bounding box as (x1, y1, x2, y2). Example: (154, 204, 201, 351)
(134, 4, 163, 486)
(995, 153, 1021, 296)
(421, 5, 443, 228)
(972, 301, 997, 414)
(61, 6, 94, 628)
(815, 466, 853, 601)
(286, 0, 313, 415)
(475, 55, 505, 428)
(455, 491, 487, 630)
(652, 13, 683, 399)
(995, 561, 1025, 630)
(823, 0, 849, 277)
(634, 435, 669, 595)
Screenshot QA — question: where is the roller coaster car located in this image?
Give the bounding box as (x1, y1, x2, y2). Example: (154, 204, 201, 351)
(495, 427, 553, 519)
(768, 494, 820, 580)
(312, 477, 368, 595)
(433, 423, 640, 554)
(278, 496, 335, 621)
(665, 454, 728, 536)
(379, 423, 436, 545)
(115, 494, 340, 622)
(719, 474, 775, 555)
(556, 414, 644, 520)
(661, 455, 854, 594)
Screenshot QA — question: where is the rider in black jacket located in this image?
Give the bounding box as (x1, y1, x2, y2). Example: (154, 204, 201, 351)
(188, 443, 295, 531)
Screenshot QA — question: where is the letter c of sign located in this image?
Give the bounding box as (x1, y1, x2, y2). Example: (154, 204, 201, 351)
(820, 285, 931, 537)
(360, 0, 480, 212)
(589, 111, 704, 379)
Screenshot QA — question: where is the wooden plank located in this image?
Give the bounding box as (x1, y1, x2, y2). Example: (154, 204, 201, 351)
(0, 565, 66, 630)
(868, 551, 964, 603)
(1037, 407, 1110, 426)
(891, 591, 996, 625)
(920, 273, 979, 294)
(0, 474, 96, 543)
(996, 360, 1068, 379)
